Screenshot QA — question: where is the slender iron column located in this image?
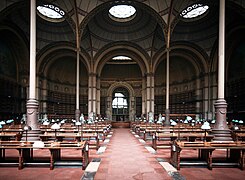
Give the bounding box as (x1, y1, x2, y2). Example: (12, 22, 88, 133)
(26, 0, 40, 140)
(213, 0, 232, 141)
(164, 48, 170, 126)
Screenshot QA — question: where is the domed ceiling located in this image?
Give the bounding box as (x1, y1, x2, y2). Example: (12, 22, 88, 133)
(81, 5, 164, 57)
(0, 0, 244, 68)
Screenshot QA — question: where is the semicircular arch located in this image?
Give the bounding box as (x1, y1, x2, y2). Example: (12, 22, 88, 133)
(107, 82, 135, 98)
(94, 41, 150, 76)
(153, 42, 209, 75)
(37, 42, 91, 76)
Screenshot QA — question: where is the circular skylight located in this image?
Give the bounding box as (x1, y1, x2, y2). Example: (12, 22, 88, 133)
(37, 4, 65, 22)
(109, 5, 136, 22)
(180, 4, 209, 19)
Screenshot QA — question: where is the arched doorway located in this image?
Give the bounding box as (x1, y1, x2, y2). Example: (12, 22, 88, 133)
(105, 82, 136, 123)
(112, 87, 129, 121)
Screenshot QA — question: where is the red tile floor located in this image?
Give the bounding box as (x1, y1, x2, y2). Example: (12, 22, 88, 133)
(0, 128, 245, 180)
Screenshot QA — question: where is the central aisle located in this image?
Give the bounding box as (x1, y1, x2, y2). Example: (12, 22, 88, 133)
(94, 128, 171, 180)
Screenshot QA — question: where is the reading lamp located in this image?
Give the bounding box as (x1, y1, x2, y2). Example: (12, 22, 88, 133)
(51, 123, 60, 141)
(75, 121, 82, 134)
(0, 121, 6, 133)
(43, 121, 50, 134)
(201, 121, 211, 142)
(170, 121, 177, 136)
(23, 125, 32, 142)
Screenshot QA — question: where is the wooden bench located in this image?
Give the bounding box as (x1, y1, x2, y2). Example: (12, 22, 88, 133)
(170, 141, 245, 170)
(39, 132, 100, 149)
(152, 132, 214, 150)
(0, 132, 22, 141)
(0, 141, 89, 170)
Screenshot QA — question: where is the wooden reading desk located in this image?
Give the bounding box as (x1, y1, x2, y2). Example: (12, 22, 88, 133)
(39, 132, 100, 149)
(170, 141, 245, 170)
(0, 141, 89, 170)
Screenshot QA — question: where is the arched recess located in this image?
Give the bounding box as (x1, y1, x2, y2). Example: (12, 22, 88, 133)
(94, 41, 149, 117)
(106, 82, 136, 122)
(37, 42, 90, 73)
(94, 41, 150, 75)
(153, 42, 209, 117)
(36, 43, 90, 118)
(0, 24, 29, 120)
(225, 26, 245, 120)
(153, 42, 208, 73)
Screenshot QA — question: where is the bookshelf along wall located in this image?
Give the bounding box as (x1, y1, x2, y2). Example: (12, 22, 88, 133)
(136, 97, 142, 116)
(226, 78, 245, 119)
(100, 97, 106, 117)
(0, 78, 23, 120)
(47, 90, 88, 116)
(154, 90, 196, 114)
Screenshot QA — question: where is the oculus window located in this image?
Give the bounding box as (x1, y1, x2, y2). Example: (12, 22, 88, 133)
(107, 55, 135, 65)
(109, 5, 136, 22)
(112, 56, 132, 61)
(180, 4, 209, 19)
(37, 4, 65, 22)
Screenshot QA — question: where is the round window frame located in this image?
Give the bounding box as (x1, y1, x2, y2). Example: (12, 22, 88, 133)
(180, 4, 209, 21)
(37, 4, 65, 23)
(109, 5, 136, 22)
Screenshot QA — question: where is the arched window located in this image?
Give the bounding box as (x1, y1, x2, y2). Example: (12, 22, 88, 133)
(112, 93, 128, 108)
(112, 88, 129, 121)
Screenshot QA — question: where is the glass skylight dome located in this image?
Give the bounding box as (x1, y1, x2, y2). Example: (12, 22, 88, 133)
(109, 5, 136, 22)
(37, 4, 65, 22)
(180, 4, 209, 19)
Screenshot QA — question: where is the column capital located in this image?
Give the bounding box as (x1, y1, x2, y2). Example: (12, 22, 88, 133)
(145, 72, 154, 77)
(89, 72, 97, 77)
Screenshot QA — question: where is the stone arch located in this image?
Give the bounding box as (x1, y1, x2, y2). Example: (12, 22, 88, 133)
(153, 42, 209, 74)
(105, 82, 136, 121)
(37, 42, 91, 76)
(94, 41, 150, 76)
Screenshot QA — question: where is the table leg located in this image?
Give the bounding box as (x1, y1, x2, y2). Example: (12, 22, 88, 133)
(18, 149, 23, 170)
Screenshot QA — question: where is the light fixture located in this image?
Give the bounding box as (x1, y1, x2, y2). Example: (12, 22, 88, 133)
(211, 119, 216, 124)
(6, 119, 14, 124)
(51, 123, 60, 141)
(23, 125, 32, 142)
(171, 121, 177, 136)
(233, 124, 239, 130)
(75, 121, 82, 134)
(43, 121, 50, 134)
(0, 121, 6, 133)
(191, 119, 195, 131)
(201, 122, 211, 142)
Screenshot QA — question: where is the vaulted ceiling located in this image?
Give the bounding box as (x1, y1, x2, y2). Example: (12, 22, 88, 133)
(1, 0, 244, 59)
(0, 0, 244, 80)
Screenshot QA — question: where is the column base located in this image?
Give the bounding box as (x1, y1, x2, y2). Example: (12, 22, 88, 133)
(213, 99, 233, 141)
(212, 129, 233, 142)
(26, 99, 41, 141)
